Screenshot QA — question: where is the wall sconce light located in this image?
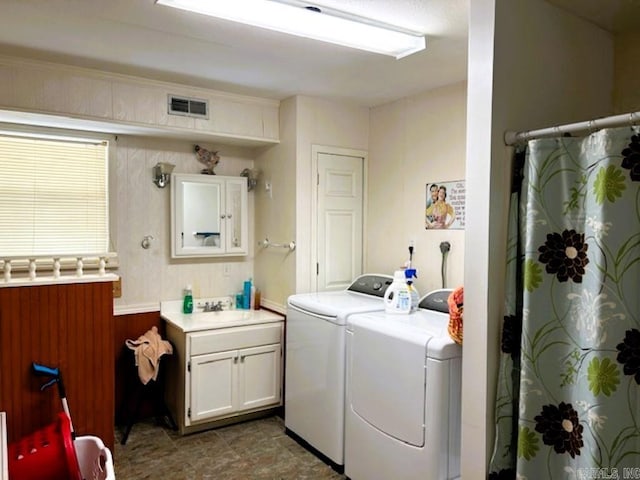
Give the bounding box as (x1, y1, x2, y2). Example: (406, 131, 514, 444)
(153, 162, 175, 188)
(240, 168, 260, 191)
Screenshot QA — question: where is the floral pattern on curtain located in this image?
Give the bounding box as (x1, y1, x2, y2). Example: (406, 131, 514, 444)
(489, 127, 640, 479)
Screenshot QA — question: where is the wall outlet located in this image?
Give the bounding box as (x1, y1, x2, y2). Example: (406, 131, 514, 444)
(112, 278, 122, 298)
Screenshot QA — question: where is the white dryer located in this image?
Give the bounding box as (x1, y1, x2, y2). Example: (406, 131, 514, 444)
(345, 289, 462, 480)
(285, 274, 393, 470)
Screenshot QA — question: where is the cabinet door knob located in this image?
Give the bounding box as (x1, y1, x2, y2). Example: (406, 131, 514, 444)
(221, 214, 227, 219)
(227, 214, 232, 219)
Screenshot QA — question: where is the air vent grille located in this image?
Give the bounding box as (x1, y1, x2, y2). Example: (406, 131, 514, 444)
(168, 95, 209, 119)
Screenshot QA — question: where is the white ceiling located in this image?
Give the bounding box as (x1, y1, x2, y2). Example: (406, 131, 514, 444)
(0, 0, 468, 107)
(0, 1, 637, 108)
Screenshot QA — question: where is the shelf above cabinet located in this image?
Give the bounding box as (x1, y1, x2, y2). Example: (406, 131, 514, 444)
(0, 109, 279, 148)
(0, 55, 280, 149)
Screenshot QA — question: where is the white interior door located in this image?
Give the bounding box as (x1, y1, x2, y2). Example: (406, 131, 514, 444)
(316, 151, 364, 291)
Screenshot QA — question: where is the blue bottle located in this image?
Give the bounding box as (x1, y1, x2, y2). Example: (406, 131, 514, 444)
(235, 292, 244, 309)
(243, 279, 252, 309)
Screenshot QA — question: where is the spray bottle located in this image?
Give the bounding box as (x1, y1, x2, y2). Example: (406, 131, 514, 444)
(383, 243, 420, 314)
(404, 242, 420, 312)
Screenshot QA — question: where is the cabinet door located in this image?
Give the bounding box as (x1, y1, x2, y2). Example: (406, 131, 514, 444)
(224, 177, 248, 255)
(238, 344, 282, 411)
(172, 174, 225, 257)
(190, 350, 237, 423)
(172, 174, 247, 257)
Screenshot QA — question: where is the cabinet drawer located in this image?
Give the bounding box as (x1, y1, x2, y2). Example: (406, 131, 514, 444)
(189, 323, 282, 356)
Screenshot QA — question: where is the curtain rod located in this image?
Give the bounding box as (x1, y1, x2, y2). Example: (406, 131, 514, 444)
(504, 110, 640, 145)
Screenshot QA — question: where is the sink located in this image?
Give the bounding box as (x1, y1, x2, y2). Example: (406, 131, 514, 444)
(190, 310, 253, 322)
(160, 302, 284, 332)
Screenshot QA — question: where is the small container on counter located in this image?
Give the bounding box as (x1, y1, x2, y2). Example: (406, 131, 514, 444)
(235, 292, 244, 309)
(183, 285, 193, 314)
(253, 289, 261, 310)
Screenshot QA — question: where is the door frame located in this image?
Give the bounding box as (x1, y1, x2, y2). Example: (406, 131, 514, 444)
(310, 144, 369, 292)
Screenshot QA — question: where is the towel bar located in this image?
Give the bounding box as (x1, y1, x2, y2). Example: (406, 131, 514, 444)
(258, 238, 296, 251)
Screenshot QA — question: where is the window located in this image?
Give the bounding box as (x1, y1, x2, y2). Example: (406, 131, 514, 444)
(0, 131, 110, 257)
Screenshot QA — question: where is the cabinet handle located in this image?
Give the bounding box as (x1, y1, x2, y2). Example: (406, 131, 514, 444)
(240, 355, 245, 362)
(227, 214, 232, 219)
(221, 214, 227, 219)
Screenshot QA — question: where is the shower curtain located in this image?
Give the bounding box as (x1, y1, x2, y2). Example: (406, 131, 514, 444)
(489, 126, 640, 479)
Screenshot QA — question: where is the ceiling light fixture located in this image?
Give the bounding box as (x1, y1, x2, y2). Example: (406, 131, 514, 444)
(155, 0, 426, 59)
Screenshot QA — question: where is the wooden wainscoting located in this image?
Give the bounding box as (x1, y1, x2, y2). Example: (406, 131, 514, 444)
(0, 281, 115, 451)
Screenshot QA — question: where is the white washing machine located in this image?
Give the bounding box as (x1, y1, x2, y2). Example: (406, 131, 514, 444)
(285, 274, 393, 470)
(345, 289, 462, 480)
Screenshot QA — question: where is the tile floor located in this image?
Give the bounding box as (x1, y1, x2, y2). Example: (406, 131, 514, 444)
(113, 415, 346, 480)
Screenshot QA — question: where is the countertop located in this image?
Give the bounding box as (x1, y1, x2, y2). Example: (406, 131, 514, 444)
(161, 300, 284, 333)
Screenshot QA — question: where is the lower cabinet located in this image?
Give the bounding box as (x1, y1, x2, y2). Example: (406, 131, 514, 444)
(165, 320, 284, 434)
(190, 343, 282, 423)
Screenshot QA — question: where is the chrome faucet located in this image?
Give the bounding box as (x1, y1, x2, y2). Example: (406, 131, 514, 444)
(203, 301, 224, 312)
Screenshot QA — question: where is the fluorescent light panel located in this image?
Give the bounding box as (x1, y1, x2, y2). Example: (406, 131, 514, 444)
(155, 0, 426, 59)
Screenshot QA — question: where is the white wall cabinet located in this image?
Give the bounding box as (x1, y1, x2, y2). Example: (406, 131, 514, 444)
(164, 318, 284, 435)
(171, 174, 248, 258)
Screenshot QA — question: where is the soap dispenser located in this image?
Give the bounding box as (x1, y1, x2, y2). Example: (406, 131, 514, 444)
(183, 285, 193, 314)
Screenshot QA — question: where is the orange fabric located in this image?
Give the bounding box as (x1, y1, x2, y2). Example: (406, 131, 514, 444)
(447, 286, 464, 345)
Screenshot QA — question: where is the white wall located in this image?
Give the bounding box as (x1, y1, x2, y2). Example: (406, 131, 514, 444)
(254, 95, 371, 307)
(293, 96, 370, 294)
(113, 136, 257, 313)
(254, 97, 298, 312)
(463, 0, 614, 475)
(366, 81, 467, 292)
(0, 56, 280, 313)
(614, 32, 640, 113)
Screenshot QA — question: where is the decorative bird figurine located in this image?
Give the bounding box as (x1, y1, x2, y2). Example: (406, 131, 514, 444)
(194, 145, 220, 175)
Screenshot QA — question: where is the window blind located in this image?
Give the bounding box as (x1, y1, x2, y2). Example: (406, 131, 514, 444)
(0, 134, 109, 257)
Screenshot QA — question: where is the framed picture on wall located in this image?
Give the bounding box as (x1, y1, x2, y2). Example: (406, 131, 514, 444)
(425, 180, 465, 230)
